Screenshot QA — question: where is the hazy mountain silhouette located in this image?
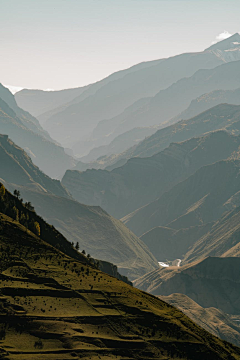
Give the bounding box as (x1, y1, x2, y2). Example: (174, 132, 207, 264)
(75, 34, 240, 158)
(15, 85, 91, 119)
(25, 35, 240, 154)
(75, 102, 240, 172)
(0, 85, 76, 178)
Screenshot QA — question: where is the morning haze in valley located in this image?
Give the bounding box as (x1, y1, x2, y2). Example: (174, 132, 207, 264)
(1, 0, 240, 359)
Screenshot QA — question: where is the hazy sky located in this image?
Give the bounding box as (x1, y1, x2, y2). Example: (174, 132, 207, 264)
(1, 0, 240, 91)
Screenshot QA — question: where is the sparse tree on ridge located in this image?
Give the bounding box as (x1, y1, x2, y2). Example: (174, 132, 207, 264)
(13, 189, 20, 199)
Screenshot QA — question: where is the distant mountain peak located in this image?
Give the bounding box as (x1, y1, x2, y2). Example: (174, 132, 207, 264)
(206, 32, 240, 51)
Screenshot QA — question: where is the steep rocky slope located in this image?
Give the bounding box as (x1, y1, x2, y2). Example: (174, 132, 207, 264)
(134, 257, 240, 314)
(123, 159, 240, 236)
(140, 223, 212, 263)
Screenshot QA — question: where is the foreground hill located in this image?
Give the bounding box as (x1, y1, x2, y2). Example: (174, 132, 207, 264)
(134, 257, 240, 315)
(62, 131, 240, 219)
(160, 293, 240, 347)
(0, 85, 75, 178)
(0, 183, 131, 284)
(2, 182, 157, 280)
(0, 192, 239, 359)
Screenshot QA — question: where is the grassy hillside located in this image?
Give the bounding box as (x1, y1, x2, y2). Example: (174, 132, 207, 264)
(2, 183, 157, 280)
(0, 182, 131, 284)
(63, 130, 240, 219)
(0, 208, 239, 359)
(160, 293, 240, 347)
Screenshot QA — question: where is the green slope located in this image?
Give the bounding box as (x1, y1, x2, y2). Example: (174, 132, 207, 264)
(2, 183, 157, 280)
(160, 293, 240, 347)
(0, 194, 239, 359)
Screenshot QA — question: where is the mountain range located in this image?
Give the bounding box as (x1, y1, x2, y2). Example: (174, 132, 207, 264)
(0, 134, 157, 279)
(62, 129, 240, 219)
(0, 84, 75, 178)
(15, 33, 240, 157)
(3, 33, 240, 356)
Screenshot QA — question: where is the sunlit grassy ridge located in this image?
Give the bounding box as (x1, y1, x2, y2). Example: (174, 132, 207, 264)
(0, 188, 240, 358)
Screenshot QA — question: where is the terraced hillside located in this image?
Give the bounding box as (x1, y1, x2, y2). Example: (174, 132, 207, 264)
(0, 192, 240, 359)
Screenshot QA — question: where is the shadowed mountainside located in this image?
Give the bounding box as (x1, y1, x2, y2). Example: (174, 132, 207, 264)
(74, 102, 240, 172)
(0, 134, 70, 198)
(122, 159, 240, 236)
(134, 257, 240, 314)
(62, 130, 240, 219)
(0, 85, 76, 178)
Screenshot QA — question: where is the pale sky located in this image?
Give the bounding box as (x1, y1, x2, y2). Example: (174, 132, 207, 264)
(1, 0, 240, 90)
